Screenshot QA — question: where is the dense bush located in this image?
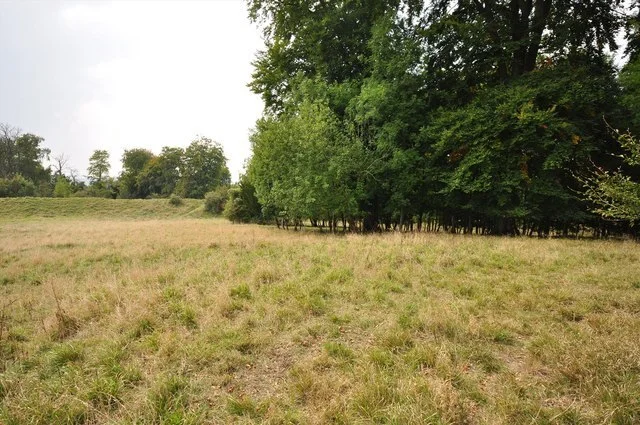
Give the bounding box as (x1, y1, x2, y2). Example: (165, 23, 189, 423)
(0, 175, 36, 197)
(204, 186, 229, 214)
(74, 186, 112, 199)
(168, 194, 183, 206)
(53, 176, 73, 198)
(223, 177, 262, 223)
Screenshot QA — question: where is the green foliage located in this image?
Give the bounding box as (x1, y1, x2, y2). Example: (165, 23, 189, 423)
(420, 61, 619, 231)
(245, 0, 635, 235)
(204, 186, 229, 214)
(223, 175, 263, 223)
(137, 147, 184, 198)
(168, 194, 183, 206)
(580, 130, 640, 223)
(0, 124, 52, 196)
(81, 177, 118, 199)
(247, 0, 395, 113)
(248, 98, 364, 228)
(119, 148, 155, 198)
(113, 140, 230, 201)
(12, 134, 51, 183)
(620, 57, 640, 132)
(0, 175, 36, 198)
(87, 150, 110, 185)
(422, 0, 624, 99)
(53, 176, 73, 198)
(176, 137, 230, 199)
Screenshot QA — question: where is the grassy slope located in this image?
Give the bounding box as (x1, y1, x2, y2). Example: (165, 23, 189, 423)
(0, 197, 205, 219)
(1, 217, 640, 424)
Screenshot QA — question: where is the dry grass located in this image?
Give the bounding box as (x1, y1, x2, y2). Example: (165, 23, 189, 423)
(1, 215, 640, 424)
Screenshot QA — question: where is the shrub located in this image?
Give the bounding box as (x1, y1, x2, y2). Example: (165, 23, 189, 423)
(75, 179, 118, 198)
(53, 176, 73, 198)
(204, 186, 229, 214)
(223, 178, 262, 223)
(36, 181, 53, 197)
(169, 194, 183, 206)
(0, 175, 36, 197)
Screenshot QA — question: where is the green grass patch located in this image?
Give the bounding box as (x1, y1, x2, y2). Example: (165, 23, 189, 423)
(0, 197, 204, 219)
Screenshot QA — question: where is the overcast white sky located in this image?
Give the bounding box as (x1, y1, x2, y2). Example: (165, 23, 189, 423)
(0, 0, 265, 181)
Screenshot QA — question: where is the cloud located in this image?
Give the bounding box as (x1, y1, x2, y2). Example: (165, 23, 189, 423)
(56, 0, 264, 179)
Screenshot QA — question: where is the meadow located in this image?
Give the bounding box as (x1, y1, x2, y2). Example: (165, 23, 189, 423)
(1, 199, 639, 424)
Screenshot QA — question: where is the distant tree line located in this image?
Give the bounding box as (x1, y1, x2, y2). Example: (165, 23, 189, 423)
(0, 123, 59, 197)
(117, 137, 230, 199)
(0, 131, 231, 203)
(236, 0, 640, 236)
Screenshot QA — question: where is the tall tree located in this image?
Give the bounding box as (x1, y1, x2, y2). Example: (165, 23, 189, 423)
(247, 0, 406, 114)
(13, 133, 51, 183)
(87, 150, 110, 185)
(0, 123, 20, 178)
(119, 148, 155, 198)
(245, 0, 633, 235)
(176, 137, 230, 199)
(52, 153, 70, 178)
(0, 124, 51, 183)
(421, 0, 625, 108)
(137, 147, 184, 197)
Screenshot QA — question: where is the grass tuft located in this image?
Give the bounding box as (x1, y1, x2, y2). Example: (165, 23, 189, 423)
(226, 395, 265, 418)
(230, 283, 252, 300)
(324, 341, 355, 361)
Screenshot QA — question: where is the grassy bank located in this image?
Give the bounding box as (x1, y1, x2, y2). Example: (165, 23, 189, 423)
(1, 217, 639, 424)
(0, 197, 205, 220)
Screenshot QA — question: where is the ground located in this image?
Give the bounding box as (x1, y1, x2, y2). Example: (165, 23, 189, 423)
(1, 199, 640, 424)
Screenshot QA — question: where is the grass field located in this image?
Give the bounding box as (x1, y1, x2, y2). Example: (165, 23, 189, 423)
(0, 197, 205, 219)
(1, 200, 640, 424)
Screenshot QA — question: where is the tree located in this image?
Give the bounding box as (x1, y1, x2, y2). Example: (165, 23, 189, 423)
(0, 124, 51, 186)
(423, 59, 621, 234)
(52, 153, 70, 178)
(0, 123, 21, 179)
(87, 150, 110, 185)
(244, 0, 633, 235)
(223, 177, 263, 223)
(68, 168, 80, 185)
(581, 129, 640, 223)
(248, 98, 365, 230)
(119, 148, 155, 198)
(53, 176, 73, 198)
(204, 186, 230, 214)
(13, 133, 51, 185)
(176, 137, 230, 199)
(0, 175, 36, 197)
(419, 0, 625, 110)
(247, 0, 401, 113)
(137, 147, 184, 197)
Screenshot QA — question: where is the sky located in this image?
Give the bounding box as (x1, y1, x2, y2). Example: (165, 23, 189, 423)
(0, 0, 265, 181)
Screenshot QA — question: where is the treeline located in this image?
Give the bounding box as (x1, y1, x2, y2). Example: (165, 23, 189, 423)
(0, 130, 232, 203)
(117, 137, 230, 199)
(0, 124, 60, 198)
(235, 0, 640, 236)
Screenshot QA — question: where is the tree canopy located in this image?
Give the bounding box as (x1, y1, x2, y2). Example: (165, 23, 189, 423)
(87, 150, 111, 185)
(0, 124, 231, 201)
(244, 0, 638, 235)
(0, 124, 52, 197)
